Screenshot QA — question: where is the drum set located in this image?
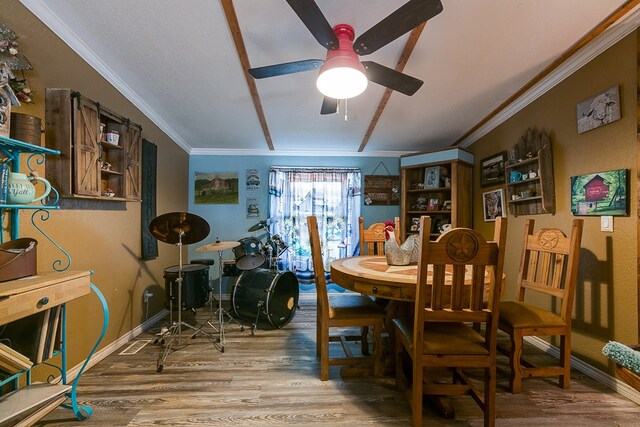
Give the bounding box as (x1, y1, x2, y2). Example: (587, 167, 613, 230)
(228, 219, 297, 334)
(148, 213, 299, 372)
(232, 219, 289, 271)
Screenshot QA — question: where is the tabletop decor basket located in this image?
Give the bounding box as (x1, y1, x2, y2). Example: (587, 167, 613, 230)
(0, 237, 37, 282)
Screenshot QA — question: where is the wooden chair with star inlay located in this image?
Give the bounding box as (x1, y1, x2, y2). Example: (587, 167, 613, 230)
(307, 215, 386, 381)
(358, 216, 400, 255)
(393, 216, 507, 427)
(498, 218, 583, 393)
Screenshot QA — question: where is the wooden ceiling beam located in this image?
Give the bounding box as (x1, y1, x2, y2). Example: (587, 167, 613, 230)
(221, 0, 274, 150)
(453, 0, 640, 147)
(358, 23, 426, 152)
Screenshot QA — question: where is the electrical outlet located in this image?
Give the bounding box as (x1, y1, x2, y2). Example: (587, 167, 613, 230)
(143, 291, 153, 303)
(601, 215, 613, 232)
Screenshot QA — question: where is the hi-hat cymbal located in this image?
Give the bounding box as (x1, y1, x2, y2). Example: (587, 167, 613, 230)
(149, 212, 210, 245)
(196, 240, 240, 252)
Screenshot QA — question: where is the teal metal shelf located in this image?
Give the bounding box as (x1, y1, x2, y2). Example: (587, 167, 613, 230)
(0, 134, 60, 155)
(0, 204, 60, 209)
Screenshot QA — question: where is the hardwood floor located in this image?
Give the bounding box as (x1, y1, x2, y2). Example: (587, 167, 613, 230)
(36, 299, 640, 426)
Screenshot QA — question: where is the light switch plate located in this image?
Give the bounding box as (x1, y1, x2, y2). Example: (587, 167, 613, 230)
(601, 215, 613, 232)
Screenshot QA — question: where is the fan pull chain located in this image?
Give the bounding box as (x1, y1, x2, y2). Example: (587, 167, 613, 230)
(344, 98, 348, 122)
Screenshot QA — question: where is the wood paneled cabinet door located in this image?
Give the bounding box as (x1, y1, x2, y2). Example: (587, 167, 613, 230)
(45, 88, 142, 201)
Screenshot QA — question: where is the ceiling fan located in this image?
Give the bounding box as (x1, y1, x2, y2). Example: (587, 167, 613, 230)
(248, 0, 444, 115)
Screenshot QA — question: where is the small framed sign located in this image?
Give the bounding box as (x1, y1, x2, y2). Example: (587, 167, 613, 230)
(424, 166, 440, 189)
(480, 151, 506, 187)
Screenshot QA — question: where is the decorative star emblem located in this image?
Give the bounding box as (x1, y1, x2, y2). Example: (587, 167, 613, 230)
(446, 232, 478, 262)
(539, 230, 560, 249)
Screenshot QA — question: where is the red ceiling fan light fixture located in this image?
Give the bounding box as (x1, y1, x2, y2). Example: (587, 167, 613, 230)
(316, 24, 367, 100)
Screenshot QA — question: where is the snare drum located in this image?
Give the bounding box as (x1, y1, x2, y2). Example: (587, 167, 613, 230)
(231, 268, 299, 329)
(163, 264, 210, 310)
(233, 237, 266, 270)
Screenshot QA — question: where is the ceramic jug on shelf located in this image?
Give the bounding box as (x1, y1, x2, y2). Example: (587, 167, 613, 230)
(7, 172, 51, 205)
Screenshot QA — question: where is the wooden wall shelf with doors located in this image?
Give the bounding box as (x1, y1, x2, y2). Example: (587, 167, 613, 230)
(400, 148, 474, 242)
(504, 129, 555, 217)
(45, 88, 142, 201)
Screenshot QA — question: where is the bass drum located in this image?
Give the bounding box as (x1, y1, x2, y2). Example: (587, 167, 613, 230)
(231, 268, 299, 330)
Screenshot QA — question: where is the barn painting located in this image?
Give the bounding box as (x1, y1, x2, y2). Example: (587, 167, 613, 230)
(570, 169, 628, 216)
(576, 86, 621, 134)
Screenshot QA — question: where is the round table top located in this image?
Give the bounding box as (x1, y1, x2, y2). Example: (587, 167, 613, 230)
(331, 255, 418, 285)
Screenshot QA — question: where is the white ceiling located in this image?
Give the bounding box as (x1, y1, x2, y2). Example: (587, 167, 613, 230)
(20, 0, 639, 156)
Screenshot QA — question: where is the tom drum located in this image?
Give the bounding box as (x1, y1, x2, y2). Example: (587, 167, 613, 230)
(231, 268, 299, 329)
(233, 237, 266, 270)
(164, 264, 210, 310)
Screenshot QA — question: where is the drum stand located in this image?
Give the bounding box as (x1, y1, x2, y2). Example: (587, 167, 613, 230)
(155, 230, 215, 372)
(191, 247, 243, 352)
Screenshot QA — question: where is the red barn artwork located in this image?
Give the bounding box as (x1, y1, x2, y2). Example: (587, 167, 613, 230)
(583, 175, 609, 202)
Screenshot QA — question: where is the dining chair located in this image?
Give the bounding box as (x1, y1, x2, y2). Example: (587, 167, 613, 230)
(393, 215, 507, 427)
(498, 218, 583, 393)
(307, 215, 386, 381)
(358, 216, 401, 255)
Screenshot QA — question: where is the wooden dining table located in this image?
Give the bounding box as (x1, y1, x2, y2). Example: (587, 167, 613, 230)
(330, 254, 493, 303)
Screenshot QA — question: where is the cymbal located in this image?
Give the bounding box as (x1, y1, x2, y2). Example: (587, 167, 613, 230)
(196, 240, 240, 252)
(248, 220, 267, 232)
(149, 212, 210, 245)
(248, 218, 279, 232)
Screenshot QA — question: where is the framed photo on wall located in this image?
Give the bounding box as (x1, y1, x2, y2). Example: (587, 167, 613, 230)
(482, 189, 505, 222)
(570, 169, 628, 216)
(576, 85, 621, 134)
(480, 151, 506, 187)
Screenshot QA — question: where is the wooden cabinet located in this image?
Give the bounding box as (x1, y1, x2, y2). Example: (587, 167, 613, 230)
(400, 148, 474, 241)
(505, 134, 555, 217)
(45, 88, 142, 201)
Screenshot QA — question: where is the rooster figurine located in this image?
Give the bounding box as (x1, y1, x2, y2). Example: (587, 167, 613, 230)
(383, 220, 420, 265)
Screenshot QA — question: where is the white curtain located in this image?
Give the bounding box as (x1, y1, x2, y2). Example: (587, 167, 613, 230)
(268, 167, 361, 286)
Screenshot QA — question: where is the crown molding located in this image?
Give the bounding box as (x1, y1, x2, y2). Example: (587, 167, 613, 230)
(458, 5, 640, 148)
(20, 0, 192, 154)
(188, 147, 407, 157)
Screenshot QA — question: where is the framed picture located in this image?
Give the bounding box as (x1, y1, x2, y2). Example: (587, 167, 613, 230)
(424, 166, 440, 189)
(577, 85, 621, 134)
(482, 189, 505, 222)
(442, 200, 452, 210)
(480, 151, 506, 187)
(410, 217, 420, 232)
(194, 171, 239, 204)
(570, 169, 628, 216)
(427, 198, 439, 211)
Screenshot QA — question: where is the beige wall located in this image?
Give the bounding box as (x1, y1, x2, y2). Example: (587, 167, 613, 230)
(1, 1, 188, 374)
(469, 32, 638, 373)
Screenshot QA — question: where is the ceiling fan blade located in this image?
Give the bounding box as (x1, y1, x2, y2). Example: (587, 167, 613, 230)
(248, 59, 324, 79)
(286, 0, 339, 50)
(353, 0, 443, 56)
(320, 97, 338, 115)
(362, 61, 423, 96)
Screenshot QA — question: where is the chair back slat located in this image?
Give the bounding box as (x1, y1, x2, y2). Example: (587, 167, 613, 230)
(431, 264, 446, 310)
(551, 253, 566, 289)
(470, 265, 486, 310)
(516, 219, 584, 322)
(450, 264, 466, 310)
(414, 216, 507, 343)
